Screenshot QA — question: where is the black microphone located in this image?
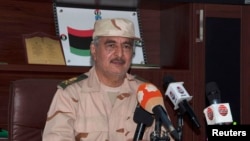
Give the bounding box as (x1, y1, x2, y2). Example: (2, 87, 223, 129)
(164, 76, 201, 128)
(133, 104, 154, 141)
(205, 81, 221, 105)
(204, 82, 233, 125)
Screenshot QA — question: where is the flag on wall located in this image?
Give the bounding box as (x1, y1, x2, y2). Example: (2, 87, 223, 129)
(67, 27, 93, 56)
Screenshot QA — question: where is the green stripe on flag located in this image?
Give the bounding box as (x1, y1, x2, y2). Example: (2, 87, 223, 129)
(70, 47, 90, 56)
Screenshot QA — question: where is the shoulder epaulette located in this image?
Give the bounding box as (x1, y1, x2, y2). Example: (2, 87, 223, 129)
(134, 75, 149, 83)
(59, 74, 88, 89)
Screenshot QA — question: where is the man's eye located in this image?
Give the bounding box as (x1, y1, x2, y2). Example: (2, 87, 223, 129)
(107, 43, 115, 48)
(123, 44, 132, 50)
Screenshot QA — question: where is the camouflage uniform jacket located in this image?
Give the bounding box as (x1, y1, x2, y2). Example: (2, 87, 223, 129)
(42, 67, 155, 141)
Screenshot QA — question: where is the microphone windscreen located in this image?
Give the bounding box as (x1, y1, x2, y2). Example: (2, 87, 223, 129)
(206, 82, 221, 104)
(133, 106, 154, 126)
(203, 103, 233, 125)
(137, 83, 165, 114)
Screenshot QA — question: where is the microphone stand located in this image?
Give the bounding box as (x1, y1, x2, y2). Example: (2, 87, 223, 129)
(176, 112, 183, 141)
(150, 116, 170, 141)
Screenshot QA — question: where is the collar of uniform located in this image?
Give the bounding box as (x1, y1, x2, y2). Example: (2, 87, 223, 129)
(85, 66, 136, 93)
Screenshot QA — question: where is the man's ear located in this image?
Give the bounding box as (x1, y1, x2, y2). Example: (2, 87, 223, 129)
(90, 43, 96, 60)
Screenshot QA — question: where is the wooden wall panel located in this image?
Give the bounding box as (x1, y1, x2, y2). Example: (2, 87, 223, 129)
(0, 1, 55, 64)
(241, 6, 250, 124)
(139, 9, 161, 65)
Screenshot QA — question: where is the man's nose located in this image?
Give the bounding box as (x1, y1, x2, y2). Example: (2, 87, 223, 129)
(114, 45, 124, 57)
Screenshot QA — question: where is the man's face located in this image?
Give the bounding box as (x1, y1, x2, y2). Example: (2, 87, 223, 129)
(91, 36, 134, 76)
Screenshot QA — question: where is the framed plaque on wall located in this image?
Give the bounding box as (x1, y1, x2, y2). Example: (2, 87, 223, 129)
(23, 32, 66, 65)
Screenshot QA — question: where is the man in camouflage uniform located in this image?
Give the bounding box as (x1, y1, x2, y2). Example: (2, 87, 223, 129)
(42, 18, 174, 141)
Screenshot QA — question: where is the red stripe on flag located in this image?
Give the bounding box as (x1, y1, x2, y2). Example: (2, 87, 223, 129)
(67, 26, 93, 37)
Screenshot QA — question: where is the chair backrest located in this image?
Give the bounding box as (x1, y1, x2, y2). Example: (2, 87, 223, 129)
(8, 78, 62, 141)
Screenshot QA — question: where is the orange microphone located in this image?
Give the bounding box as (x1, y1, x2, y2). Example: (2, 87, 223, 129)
(137, 83, 164, 113)
(137, 83, 179, 141)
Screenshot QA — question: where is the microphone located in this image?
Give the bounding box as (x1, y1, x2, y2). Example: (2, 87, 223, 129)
(137, 83, 179, 141)
(205, 81, 221, 104)
(164, 76, 201, 128)
(133, 104, 154, 141)
(203, 82, 233, 125)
